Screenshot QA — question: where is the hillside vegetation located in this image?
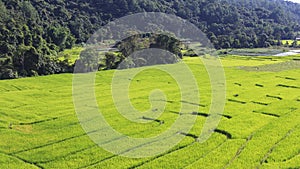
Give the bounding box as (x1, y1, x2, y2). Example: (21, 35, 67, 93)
(1, 0, 300, 79)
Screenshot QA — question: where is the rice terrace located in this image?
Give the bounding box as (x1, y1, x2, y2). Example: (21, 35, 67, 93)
(1, 0, 300, 168)
(0, 54, 300, 168)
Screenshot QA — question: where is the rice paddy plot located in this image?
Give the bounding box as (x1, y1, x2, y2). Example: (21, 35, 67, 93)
(0, 55, 299, 168)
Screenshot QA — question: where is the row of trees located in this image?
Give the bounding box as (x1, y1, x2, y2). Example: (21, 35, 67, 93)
(76, 33, 182, 72)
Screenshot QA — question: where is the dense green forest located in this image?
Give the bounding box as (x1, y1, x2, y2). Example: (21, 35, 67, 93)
(1, 0, 300, 79)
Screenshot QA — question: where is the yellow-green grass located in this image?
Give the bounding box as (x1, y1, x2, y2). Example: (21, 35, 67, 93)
(57, 47, 83, 64)
(281, 40, 300, 46)
(0, 55, 299, 168)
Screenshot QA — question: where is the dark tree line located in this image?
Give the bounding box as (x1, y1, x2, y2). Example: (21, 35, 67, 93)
(76, 33, 182, 72)
(1, 0, 300, 79)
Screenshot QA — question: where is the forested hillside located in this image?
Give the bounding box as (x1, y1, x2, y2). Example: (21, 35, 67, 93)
(1, 0, 300, 79)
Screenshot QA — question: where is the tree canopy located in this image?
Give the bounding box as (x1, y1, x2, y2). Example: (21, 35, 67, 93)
(1, 0, 300, 79)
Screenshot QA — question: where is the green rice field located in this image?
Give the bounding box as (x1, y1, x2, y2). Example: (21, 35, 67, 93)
(0, 55, 299, 168)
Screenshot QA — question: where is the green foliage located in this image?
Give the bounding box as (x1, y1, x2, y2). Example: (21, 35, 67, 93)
(57, 47, 83, 64)
(104, 52, 124, 70)
(152, 34, 182, 57)
(46, 26, 75, 51)
(0, 0, 76, 79)
(1, 0, 300, 79)
(75, 47, 101, 72)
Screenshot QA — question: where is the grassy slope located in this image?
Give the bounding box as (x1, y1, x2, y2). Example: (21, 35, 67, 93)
(0, 55, 299, 168)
